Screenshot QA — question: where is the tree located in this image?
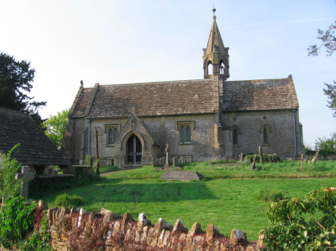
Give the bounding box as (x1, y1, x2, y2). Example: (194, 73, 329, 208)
(0, 144, 22, 199)
(308, 19, 336, 117)
(315, 132, 336, 154)
(0, 53, 46, 125)
(42, 109, 69, 150)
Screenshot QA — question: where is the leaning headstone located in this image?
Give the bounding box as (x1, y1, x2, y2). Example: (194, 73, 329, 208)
(152, 158, 156, 167)
(312, 150, 320, 166)
(251, 154, 257, 170)
(161, 171, 204, 181)
(15, 166, 35, 199)
(259, 146, 264, 165)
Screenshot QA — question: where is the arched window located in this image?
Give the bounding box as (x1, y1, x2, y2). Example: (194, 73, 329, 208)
(181, 125, 186, 143)
(108, 128, 113, 144)
(207, 62, 213, 75)
(113, 128, 118, 140)
(186, 125, 191, 142)
(263, 128, 268, 144)
(233, 128, 238, 145)
(106, 124, 119, 145)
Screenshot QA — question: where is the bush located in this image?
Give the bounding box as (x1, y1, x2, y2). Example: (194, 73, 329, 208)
(255, 190, 286, 202)
(244, 154, 280, 163)
(54, 193, 83, 207)
(261, 188, 336, 250)
(0, 197, 36, 248)
(0, 144, 22, 198)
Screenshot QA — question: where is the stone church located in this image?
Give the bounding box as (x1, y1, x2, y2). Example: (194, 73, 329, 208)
(62, 10, 304, 167)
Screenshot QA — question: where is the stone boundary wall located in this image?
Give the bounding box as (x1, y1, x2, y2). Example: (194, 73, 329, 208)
(46, 206, 264, 251)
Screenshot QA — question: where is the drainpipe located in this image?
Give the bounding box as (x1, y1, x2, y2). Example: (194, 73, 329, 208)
(292, 110, 297, 160)
(87, 118, 91, 157)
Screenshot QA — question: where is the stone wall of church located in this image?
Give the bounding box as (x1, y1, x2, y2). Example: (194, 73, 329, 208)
(62, 118, 88, 165)
(79, 113, 220, 166)
(222, 110, 303, 158)
(142, 114, 219, 161)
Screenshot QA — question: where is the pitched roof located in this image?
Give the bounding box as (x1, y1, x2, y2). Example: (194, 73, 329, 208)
(223, 76, 299, 111)
(69, 76, 299, 118)
(70, 87, 94, 118)
(0, 108, 70, 166)
(71, 79, 219, 118)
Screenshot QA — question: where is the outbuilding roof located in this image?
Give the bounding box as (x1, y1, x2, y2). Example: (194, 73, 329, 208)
(0, 108, 70, 167)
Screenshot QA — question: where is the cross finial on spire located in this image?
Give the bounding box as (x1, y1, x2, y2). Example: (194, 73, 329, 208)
(212, 7, 216, 16)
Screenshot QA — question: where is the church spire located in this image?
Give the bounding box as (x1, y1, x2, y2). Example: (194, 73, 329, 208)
(203, 8, 230, 80)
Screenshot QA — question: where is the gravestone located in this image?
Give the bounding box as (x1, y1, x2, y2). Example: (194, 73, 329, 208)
(15, 166, 35, 199)
(172, 157, 177, 167)
(259, 146, 264, 165)
(161, 171, 204, 181)
(164, 144, 170, 168)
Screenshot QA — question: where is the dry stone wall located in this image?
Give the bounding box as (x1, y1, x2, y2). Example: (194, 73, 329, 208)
(46, 206, 263, 251)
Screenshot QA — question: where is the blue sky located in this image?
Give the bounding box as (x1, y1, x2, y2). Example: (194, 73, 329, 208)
(1, 0, 335, 147)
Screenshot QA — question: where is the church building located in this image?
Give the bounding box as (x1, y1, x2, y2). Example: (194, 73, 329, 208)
(62, 10, 304, 167)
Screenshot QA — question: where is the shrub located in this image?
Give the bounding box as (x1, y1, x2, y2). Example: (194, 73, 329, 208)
(261, 188, 336, 250)
(0, 144, 22, 198)
(255, 190, 286, 202)
(0, 196, 36, 248)
(54, 193, 83, 207)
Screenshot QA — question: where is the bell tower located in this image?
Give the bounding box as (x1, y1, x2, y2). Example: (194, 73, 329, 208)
(203, 8, 230, 80)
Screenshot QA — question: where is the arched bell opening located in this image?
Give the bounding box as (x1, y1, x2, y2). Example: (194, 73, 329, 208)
(207, 61, 213, 75)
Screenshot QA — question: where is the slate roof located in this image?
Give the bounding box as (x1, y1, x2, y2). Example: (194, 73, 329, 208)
(70, 88, 93, 118)
(69, 76, 299, 118)
(223, 76, 299, 111)
(70, 79, 219, 118)
(0, 108, 70, 166)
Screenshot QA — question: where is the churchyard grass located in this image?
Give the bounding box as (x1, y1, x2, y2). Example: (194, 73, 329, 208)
(40, 160, 336, 240)
(99, 165, 119, 174)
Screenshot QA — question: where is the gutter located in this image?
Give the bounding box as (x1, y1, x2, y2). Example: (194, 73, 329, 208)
(292, 110, 297, 160)
(87, 118, 91, 157)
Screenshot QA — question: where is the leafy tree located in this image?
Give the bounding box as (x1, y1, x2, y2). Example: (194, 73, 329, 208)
(315, 132, 336, 154)
(324, 81, 336, 118)
(0, 144, 22, 198)
(42, 109, 69, 150)
(261, 188, 336, 250)
(0, 53, 46, 125)
(308, 18, 336, 117)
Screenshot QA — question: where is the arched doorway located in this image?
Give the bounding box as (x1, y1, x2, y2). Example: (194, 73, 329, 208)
(127, 135, 142, 164)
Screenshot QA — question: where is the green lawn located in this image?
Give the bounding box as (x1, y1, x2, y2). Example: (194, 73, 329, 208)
(99, 165, 119, 174)
(40, 160, 336, 240)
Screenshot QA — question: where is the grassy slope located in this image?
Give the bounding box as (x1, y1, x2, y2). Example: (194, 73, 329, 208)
(41, 160, 336, 240)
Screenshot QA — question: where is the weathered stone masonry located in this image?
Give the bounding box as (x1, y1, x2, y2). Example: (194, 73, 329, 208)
(46, 206, 263, 251)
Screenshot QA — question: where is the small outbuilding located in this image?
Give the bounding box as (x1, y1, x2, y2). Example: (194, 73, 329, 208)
(0, 107, 70, 174)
